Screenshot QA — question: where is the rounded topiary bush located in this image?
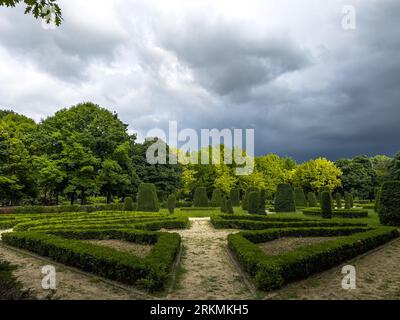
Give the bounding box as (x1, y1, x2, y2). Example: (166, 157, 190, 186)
(167, 194, 176, 214)
(320, 191, 333, 219)
(378, 181, 400, 226)
(242, 187, 259, 210)
(137, 183, 160, 212)
(335, 193, 342, 209)
(230, 189, 241, 206)
(294, 187, 307, 207)
(124, 196, 134, 211)
(193, 187, 209, 207)
(307, 192, 318, 207)
(274, 184, 296, 213)
(210, 189, 223, 207)
(248, 191, 260, 214)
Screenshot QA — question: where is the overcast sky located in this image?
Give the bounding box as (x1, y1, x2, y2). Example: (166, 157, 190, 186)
(0, 0, 399, 161)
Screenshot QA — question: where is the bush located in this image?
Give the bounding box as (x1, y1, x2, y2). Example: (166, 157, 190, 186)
(248, 191, 260, 214)
(274, 184, 296, 213)
(320, 191, 333, 219)
(375, 188, 381, 213)
(137, 183, 160, 212)
(294, 187, 307, 207)
(242, 187, 259, 210)
(230, 189, 241, 207)
(210, 189, 223, 207)
(193, 187, 209, 207)
(344, 192, 352, 209)
(335, 193, 342, 209)
(226, 199, 234, 214)
(220, 197, 227, 213)
(2, 230, 181, 291)
(378, 181, 400, 226)
(124, 197, 135, 211)
(0, 260, 32, 300)
(302, 208, 369, 218)
(307, 192, 318, 207)
(258, 189, 267, 214)
(228, 227, 399, 291)
(167, 195, 176, 214)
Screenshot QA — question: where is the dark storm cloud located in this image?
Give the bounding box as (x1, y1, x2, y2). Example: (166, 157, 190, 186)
(0, 0, 399, 162)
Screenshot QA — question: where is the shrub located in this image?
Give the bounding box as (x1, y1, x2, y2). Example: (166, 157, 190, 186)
(242, 187, 259, 210)
(378, 181, 400, 226)
(248, 191, 260, 214)
(137, 183, 160, 212)
(228, 227, 399, 292)
(303, 208, 369, 218)
(230, 189, 241, 207)
(307, 192, 318, 207)
(124, 197, 135, 211)
(226, 199, 234, 214)
(167, 195, 176, 214)
(193, 187, 209, 207)
(220, 197, 227, 213)
(375, 188, 381, 213)
(335, 193, 342, 209)
(210, 189, 223, 207)
(294, 187, 307, 207)
(320, 191, 332, 219)
(258, 189, 267, 214)
(344, 192, 352, 209)
(0, 260, 32, 300)
(274, 184, 296, 213)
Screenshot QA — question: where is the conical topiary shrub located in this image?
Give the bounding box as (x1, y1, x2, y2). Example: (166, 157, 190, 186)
(294, 187, 307, 207)
(274, 184, 296, 213)
(335, 193, 342, 209)
(375, 187, 381, 213)
(378, 181, 400, 226)
(307, 192, 318, 207)
(124, 196, 134, 211)
(248, 191, 260, 214)
(242, 187, 259, 210)
(220, 197, 227, 213)
(230, 189, 241, 206)
(226, 198, 234, 214)
(167, 194, 176, 214)
(137, 183, 160, 212)
(344, 192, 351, 209)
(210, 189, 223, 207)
(193, 187, 209, 207)
(320, 191, 333, 219)
(258, 189, 267, 214)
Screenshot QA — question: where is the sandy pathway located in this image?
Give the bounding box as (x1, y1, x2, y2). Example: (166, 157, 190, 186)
(166, 218, 253, 300)
(266, 238, 400, 300)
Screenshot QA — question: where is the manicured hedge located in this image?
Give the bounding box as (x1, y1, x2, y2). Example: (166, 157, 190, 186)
(379, 181, 400, 226)
(137, 183, 160, 212)
(211, 216, 366, 230)
(0, 203, 125, 215)
(248, 191, 260, 214)
(302, 208, 369, 218)
(294, 187, 307, 207)
(230, 189, 241, 207)
(210, 189, 223, 207)
(274, 184, 296, 213)
(193, 187, 209, 207)
(228, 226, 399, 291)
(307, 192, 318, 207)
(2, 230, 181, 291)
(124, 197, 135, 211)
(179, 207, 216, 212)
(167, 195, 176, 214)
(320, 191, 333, 219)
(242, 187, 259, 211)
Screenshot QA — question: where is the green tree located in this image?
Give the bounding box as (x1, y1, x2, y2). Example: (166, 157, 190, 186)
(274, 184, 296, 213)
(389, 152, 400, 181)
(378, 181, 400, 226)
(0, 0, 62, 25)
(371, 155, 392, 186)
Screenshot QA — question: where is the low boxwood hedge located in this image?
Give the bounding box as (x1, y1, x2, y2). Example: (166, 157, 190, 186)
(303, 208, 369, 218)
(211, 216, 367, 230)
(228, 226, 399, 291)
(2, 230, 181, 291)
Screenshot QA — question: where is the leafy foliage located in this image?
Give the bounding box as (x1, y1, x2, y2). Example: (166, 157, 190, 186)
(379, 181, 400, 226)
(137, 183, 160, 212)
(320, 191, 333, 219)
(274, 184, 296, 213)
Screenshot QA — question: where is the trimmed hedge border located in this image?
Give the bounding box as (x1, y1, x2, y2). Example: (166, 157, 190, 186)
(303, 208, 369, 218)
(179, 207, 217, 212)
(228, 226, 399, 291)
(2, 229, 181, 291)
(211, 216, 367, 230)
(0, 204, 125, 215)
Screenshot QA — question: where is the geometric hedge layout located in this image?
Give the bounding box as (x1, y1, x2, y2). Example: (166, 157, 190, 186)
(0, 211, 189, 291)
(211, 214, 399, 292)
